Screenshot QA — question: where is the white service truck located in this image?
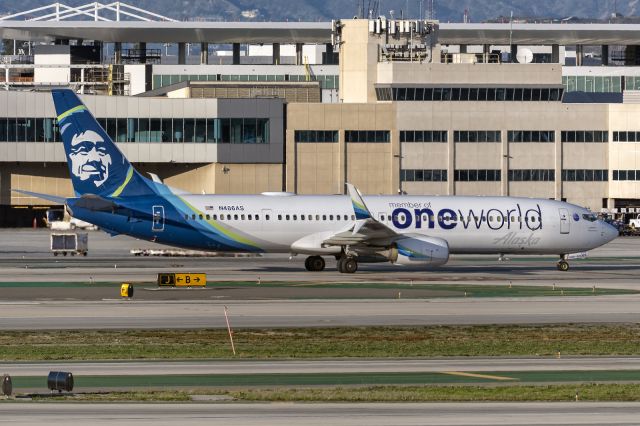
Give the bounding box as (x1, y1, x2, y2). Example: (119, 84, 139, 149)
(630, 214, 640, 229)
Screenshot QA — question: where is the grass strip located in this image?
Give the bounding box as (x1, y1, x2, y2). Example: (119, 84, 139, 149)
(0, 281, 634, 298)
(227, 383, 640, 402)
(1, 324, 640, 361)
(21, 384, 640, 402)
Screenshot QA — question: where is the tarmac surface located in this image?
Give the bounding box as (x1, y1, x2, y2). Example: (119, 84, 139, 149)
(5, 357, 640, 376)
(1, 229, 639, 291)
(0, 229, 639, 328)
(2, 402, 640, 425)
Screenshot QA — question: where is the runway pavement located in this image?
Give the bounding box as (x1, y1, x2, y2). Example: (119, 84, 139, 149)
(1, 402, 640, 425)
(1, 296, 640, 329)
(4, 357, 640, 376)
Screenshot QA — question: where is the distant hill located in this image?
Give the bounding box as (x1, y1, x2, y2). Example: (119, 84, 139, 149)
(1, 0, 638, 23)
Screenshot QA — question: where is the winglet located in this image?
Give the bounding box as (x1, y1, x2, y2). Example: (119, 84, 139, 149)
(346, 183, 371, 220)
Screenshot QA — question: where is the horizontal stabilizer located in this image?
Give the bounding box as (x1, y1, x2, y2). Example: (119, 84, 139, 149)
(72, 194, 121, 212)
(12, 189, 66, 204)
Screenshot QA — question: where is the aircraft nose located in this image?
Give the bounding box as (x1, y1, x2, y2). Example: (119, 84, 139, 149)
(603, 222, 619, 243)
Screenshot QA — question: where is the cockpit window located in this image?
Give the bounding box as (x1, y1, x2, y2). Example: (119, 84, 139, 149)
(582, 213, 598, 222)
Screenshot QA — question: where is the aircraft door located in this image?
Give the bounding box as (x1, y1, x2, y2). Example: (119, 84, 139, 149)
(261, 209, 272, 230)
(152, 205, 165, 232)
(558, 208, 570, 234)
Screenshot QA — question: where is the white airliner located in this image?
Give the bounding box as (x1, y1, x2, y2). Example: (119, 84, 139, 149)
(18, 90, 619, 273)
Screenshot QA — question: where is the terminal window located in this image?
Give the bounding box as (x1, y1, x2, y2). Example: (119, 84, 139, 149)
(613, 131, 640, 142)
(294, 130, 339, 143)
(381, 87, 563, 102)
(400, 131, 447, 143)
(563, 76, 622, 93)
(508, 169, 555, 181)
(508, 131, 555, 143)
(561, 131, 608, 143)
(0, 117, 269, 144)
(345, 130, 390, 143)
(400, 169, 448, 182)
(454, 169, 501, 182)
(613, 170, 639, 181)
(454, 131, 501, 143)
(561, 169, 608, 181)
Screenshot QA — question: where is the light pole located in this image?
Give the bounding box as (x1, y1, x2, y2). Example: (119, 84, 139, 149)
(394, 154, 406, 195)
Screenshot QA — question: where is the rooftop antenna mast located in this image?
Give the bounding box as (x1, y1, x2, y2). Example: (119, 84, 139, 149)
(426, 0, 435, 19)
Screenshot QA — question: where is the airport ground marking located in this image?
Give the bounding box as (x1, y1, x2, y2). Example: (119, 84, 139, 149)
(442, 371, 516, 381)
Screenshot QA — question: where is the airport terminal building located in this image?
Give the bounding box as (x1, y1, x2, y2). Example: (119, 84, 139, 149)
(0, 3, 640, 226)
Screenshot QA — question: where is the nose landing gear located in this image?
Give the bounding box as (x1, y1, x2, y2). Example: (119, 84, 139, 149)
(557, 259, 570, 272)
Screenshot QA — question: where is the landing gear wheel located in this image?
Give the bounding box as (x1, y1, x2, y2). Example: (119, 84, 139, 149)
(339, 257, 358, 274)
(305, 256, 325, 272)
(557, 260, 570, 272)
(337, 257, 345, 273)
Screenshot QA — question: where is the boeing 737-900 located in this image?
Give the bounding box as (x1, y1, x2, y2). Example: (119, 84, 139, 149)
(15, 90, 619, 273)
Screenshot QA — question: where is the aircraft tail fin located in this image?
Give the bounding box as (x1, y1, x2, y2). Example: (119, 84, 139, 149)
(52, 89, 153, 198)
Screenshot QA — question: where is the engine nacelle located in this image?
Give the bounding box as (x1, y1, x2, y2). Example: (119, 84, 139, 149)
(388, 235, 450, 267)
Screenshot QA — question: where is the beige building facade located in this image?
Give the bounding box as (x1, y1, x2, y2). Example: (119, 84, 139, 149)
(286, 19, 640, 213)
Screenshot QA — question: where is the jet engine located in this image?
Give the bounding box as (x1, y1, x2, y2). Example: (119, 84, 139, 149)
(387, 235, 450, 267)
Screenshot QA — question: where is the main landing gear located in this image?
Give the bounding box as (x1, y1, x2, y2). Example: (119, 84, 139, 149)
(557, 257, 570, 272)
(304, 256, 326, 272)
(337, 256, 358, 274)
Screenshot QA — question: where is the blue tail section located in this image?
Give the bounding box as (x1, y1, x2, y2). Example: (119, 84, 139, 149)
(52, 89, 154, 198)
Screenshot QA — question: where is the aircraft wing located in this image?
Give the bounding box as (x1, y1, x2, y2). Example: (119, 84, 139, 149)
(322, 183, 399, 247)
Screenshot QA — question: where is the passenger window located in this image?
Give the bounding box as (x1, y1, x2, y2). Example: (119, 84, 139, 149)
(248, 215, 252, 220)
(213, 214, 217, 220)
(531, 217, 536, 222)
(278, 214, 282, 220)
(316, 215, 320, 220)
(184, 214, 189, 220)
(329, 215, 334, 220)
(323, 215, 327, 220)
(301, 215, 305, 221)
(286, 215, 290, 220)
(227, 214, 232, 220)
(192, 214, 196, 220)
(381, 215, 386, 221)
(511, 216, 515, 222)
(206, 214, 210, 220)
(256, 215, 260, 220)
(234, 214, 238, 220)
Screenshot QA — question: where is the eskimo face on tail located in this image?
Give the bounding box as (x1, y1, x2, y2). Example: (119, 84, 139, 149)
(69, 130, 112, 187)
